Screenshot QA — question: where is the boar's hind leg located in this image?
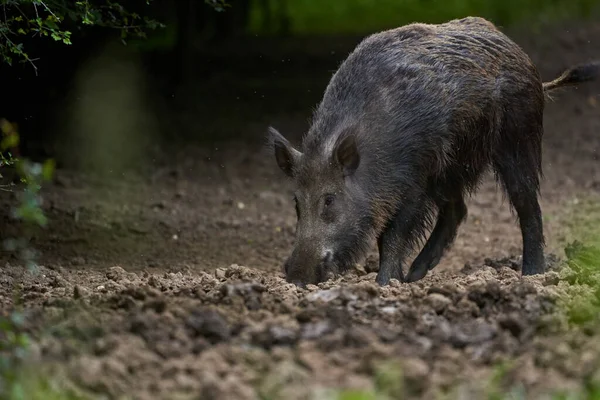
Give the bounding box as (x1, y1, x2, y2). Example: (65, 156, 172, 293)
(375, 201, 433, 286)
(493, 117, 546, 276)
(405, 196, 468, 282)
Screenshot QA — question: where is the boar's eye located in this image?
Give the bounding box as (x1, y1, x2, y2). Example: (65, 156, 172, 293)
(323, 194, 335, 207)
(321, 194, 336, 222)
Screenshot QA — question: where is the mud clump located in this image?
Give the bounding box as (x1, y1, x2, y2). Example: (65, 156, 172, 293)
(185, 309, 231, 343)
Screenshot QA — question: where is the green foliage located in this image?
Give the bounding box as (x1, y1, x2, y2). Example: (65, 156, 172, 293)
(0, 119, 69, 397)
(204, 0, 229, 13)
(335, 391, 379, 400)
(0, 311, 90, 399)
(555, 197, 600, 327)
(0, 311, 31, 399)
(249, 0, 600, 36)
(372, 361, 405, 399)
(547, 376, 600, 400)
(0, 312, 29, 379)
(0, 0, 165, 71)
(560, 240, 600, 326)
(565, 241, 600, 286)
(0, 120, 68, 399)
(1, 119, 53, 271)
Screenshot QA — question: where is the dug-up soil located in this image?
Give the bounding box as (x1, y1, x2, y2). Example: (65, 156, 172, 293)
(2, 19, 600, 400)
(4, 254, 600, 400)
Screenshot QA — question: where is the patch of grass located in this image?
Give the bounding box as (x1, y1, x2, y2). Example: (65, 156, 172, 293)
(3, 368, 93, 400)
(552, 196, 600, 327)
(0, 312, 93, 400)
(248, 0, 600, 36)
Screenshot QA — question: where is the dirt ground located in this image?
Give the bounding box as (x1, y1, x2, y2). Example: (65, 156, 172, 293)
(1, 19, 600, 400)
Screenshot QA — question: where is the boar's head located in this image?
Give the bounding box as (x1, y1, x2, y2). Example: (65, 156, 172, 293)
(268, 126, 375, 286)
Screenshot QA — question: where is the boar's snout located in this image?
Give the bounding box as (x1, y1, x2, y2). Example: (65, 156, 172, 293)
(283, 247, 336, 287)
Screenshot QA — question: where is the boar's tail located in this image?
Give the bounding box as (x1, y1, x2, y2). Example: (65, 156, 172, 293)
(542, 61, 600, 93)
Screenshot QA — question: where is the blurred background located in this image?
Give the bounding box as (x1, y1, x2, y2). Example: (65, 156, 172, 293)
(2, 0, 600, 168)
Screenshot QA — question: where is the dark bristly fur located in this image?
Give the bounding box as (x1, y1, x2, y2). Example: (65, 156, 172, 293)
(268, 16, 600, 286)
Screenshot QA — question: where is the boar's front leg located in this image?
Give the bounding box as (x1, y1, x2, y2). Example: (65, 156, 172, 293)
(375, 204, 431, 286)
(405, 196, 468, 282)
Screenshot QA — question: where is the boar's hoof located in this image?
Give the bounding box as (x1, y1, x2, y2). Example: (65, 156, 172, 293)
(405, 268, 429, 283)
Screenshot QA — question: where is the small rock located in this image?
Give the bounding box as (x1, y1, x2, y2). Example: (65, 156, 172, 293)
(253, 325, 299, 348)
(147, 275, 161, 288)
(73, 285, 89, 299)
(427, 284, 456, 298)
(381, 306, 397, 315)
(426, 293, 452, 313)
(355, 281, 380, 298)
(186, 309, 231, 343)
(106, 266, 128, 282)
(301, 320, 333, 340)
(49, 275, 68, 288)
(219, 282, 266, 297)
(389, 279, 402, 288)
(214, 268, 227, 280)
(306, 288, 341, 303)
(543, 271, 560, 286)
(269, 326, 298, 345)
(450, 319, 497, 348)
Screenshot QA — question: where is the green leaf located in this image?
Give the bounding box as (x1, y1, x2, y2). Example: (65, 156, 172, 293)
(1, 133, 19, 152)
(41, 159, 55, 181)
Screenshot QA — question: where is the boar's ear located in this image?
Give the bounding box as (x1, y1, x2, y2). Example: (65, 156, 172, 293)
(333, 133, 360, 176)
(268, 126, 302, 178)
